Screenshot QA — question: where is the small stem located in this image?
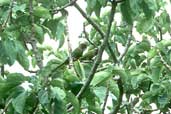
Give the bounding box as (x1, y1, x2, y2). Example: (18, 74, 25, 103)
(102, 83, 110, 114)
(118, 25, 133, 63)
(157, 49, 171, 71)
(83, 23, 97, 47)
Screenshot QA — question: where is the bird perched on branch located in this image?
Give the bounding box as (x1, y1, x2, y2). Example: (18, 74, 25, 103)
(57, 42, 88, 68)
(80, 48, 98, 60)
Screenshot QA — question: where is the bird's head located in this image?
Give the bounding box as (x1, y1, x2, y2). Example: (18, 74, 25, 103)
(79, 42, 88, 50)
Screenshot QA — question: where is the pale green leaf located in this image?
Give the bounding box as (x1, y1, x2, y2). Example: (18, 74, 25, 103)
(66, 91, 80, 114)
(33, 6, 51, 19)
(12, 91, 28, 114)
(91, 69, 112, 86)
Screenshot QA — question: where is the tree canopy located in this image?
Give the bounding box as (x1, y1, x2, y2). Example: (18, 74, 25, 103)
(0, 0, 171, 114)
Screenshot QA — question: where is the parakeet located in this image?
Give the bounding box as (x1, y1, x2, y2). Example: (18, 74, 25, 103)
(57, 42, 88, 68)
(80, 48, 98, 60)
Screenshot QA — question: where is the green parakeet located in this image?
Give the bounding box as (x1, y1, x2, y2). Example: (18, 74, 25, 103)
(80, 48, 98, 60)
(57, 42, 88, 68)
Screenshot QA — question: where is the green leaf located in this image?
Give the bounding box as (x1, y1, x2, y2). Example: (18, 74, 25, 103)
(64, 69, 79, 83)
(94, 1, 101, 17)
(50, 86, 66, 100)
(136, 17, 154, 33)
(93, 86, 106, 103)
(34, 24, 44, 44)
(0, 0, 10, 5)
(157, 94, 169, 109)
(120, 0, 133, 25)
(113, 66, 127, 82)
(66, 91, 80, 114)
(16, 41, 29, 70)
(87, 0, 97, 9)
(141, 0, 154, 19)
(50, 78, 65, 88)
(0, 39, 17, 65)
(33, 6, 51, 19)
(12, 91, 28, 114)
(13, 4, 26, 13)
(91, 69, 112, 86)
(97, 0, 107, 7)
(38, 90, 49, 105)
(148, 48, 157, 59)
(73, 61, 85, 79)
(43, 18, 62, 39)
(53, 98, 66, 114)
(69, 82, 83, 95)
(56, 0, 69, 7)
(131, 74, 149, 89)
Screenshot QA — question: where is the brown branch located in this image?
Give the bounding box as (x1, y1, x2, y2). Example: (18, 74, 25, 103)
(51, 0, 77, 14)
(110, 78, 124, 114)
(76, 1, 117, 99)
(29, 0, 43, 69)
(118, 25, 133, 63)
(74, 2, 117, 63)
(102, 83, 110, 114)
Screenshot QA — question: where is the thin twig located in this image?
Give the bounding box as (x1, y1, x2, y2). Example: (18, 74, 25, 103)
(157, 49, 171, 71)
(110, 78, 124, 114)
(74, 3, 104, 37)
(51, 0, 77, 14)
(102, 82, 110, 114)
(66, 17, 73, 68)
(0, 99, 13, 114)
(83, 23, 97, 47)
(76, 1, 117, 99)
(74, 2, 117, 63)
(118, 25, 133, 63)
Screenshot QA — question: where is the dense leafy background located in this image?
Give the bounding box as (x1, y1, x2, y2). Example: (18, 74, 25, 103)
(0, 0, 171, 114)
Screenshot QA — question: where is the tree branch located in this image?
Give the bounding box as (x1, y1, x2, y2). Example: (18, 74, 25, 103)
(74, 3, 104, 37)
(76, 1, 117, 99)
(74, 2, 117, 63)
(51, 0, 77, 14)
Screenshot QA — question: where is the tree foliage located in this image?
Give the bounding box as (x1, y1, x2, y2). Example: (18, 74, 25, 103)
(0, 0, 171, 114)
